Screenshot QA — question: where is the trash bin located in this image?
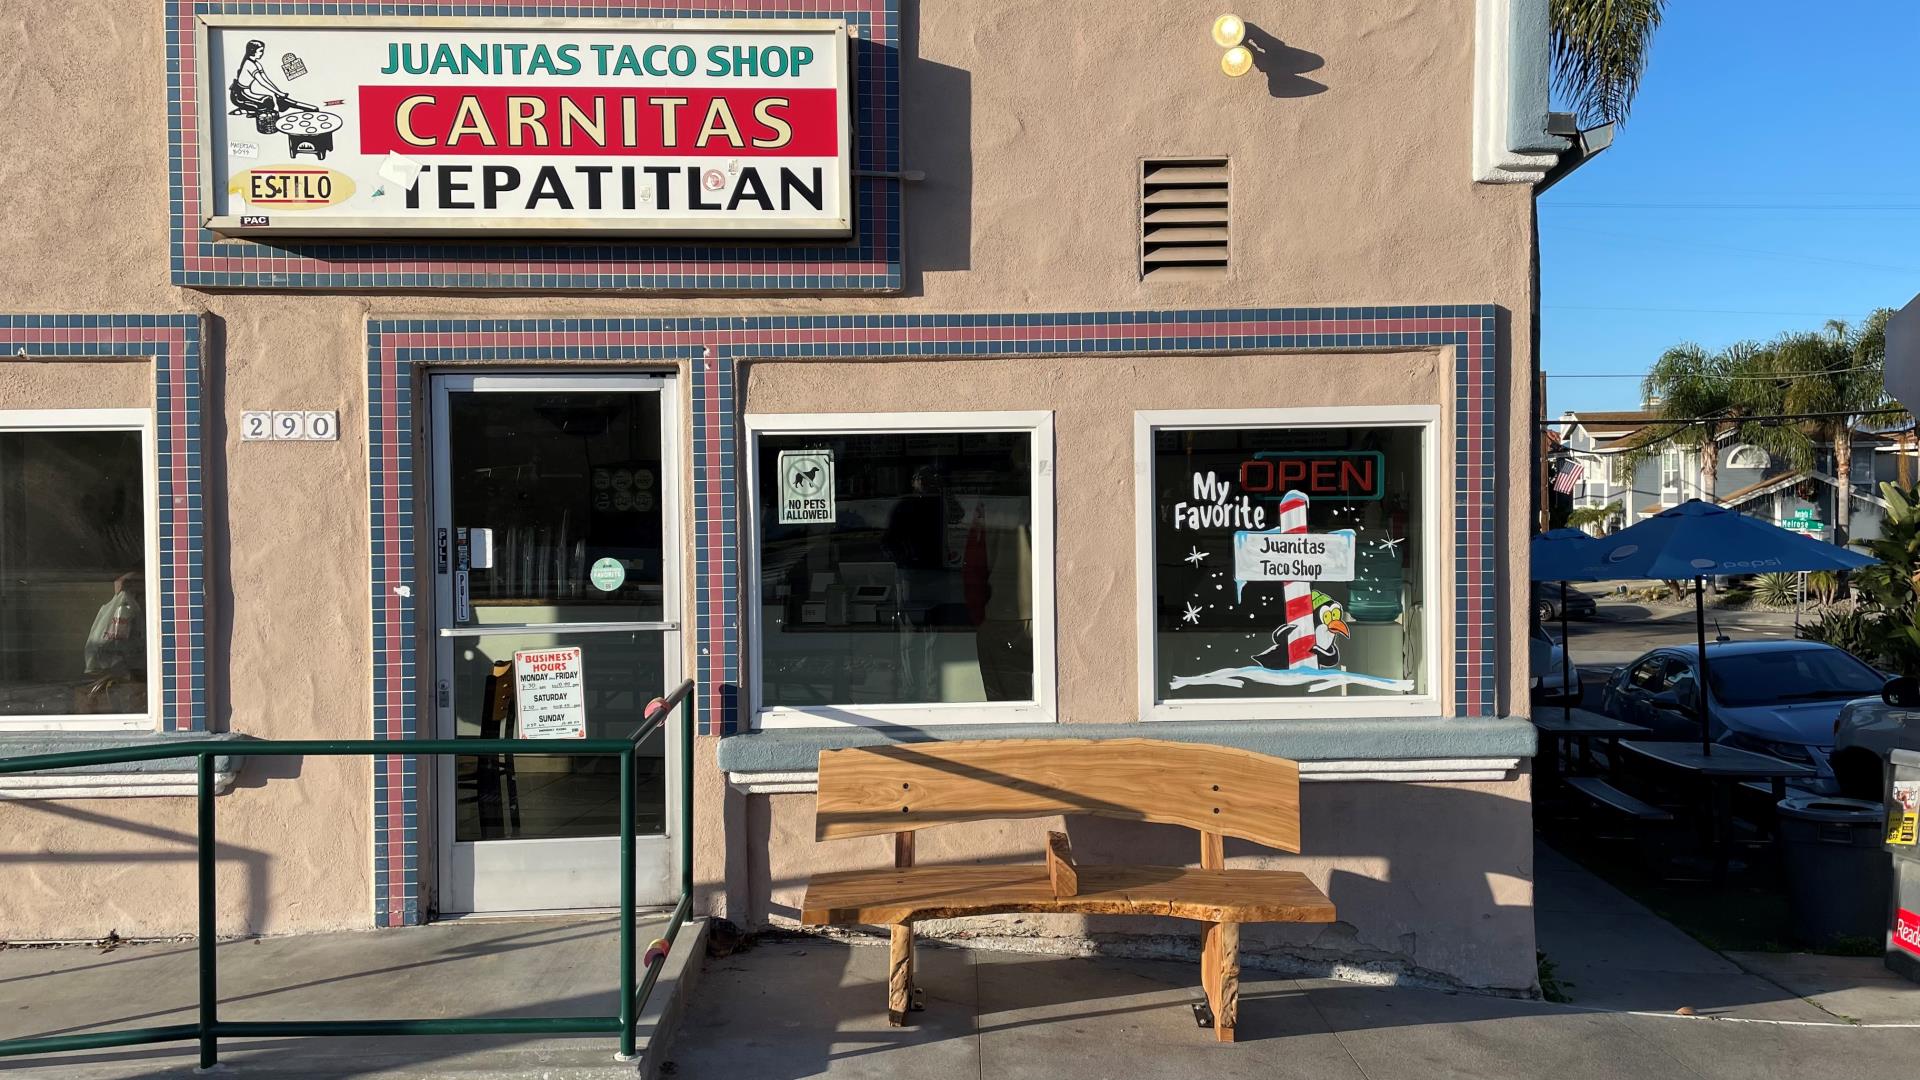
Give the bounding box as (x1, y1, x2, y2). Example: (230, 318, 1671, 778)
(1776, 794, 1889, 949)
(1886, 749, 1920, 982)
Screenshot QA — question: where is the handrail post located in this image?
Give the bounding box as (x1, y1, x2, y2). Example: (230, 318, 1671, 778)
(617, 745, 636, 1060)
(196, 752, 218, 1071)
(681, 692, 694, 900)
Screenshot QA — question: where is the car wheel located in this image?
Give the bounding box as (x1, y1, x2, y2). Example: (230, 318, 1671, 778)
(1831, 748, 1885, 802)
(1535, 599, 1555, 623)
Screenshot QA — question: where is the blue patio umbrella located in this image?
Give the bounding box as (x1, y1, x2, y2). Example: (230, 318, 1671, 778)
(1579, 499, 1878, 754)
(1530, 529, 1611, 720)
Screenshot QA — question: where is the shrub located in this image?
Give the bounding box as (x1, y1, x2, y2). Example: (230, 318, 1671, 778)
(1797, 604, 1882, 665)
(1753, 572, 1801, 608)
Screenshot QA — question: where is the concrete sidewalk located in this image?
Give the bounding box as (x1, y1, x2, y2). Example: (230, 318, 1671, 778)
(0, 914, 703, 1079)
(1534, 839, 1920, 1024)
(669, 937, 1920, 1080)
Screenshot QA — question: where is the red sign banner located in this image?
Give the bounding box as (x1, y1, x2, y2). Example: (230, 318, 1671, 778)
(1895, 907, 1920, 956)
(357, 85, 839, 157)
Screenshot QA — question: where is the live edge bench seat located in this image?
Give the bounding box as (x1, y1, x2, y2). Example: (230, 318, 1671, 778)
(798, 738, 1336, 1042)
(803, 863, 1336, 925)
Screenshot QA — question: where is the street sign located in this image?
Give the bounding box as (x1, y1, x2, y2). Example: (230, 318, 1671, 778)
(1781, 507, 1825, 536)
(1887, 292, 1920, 413)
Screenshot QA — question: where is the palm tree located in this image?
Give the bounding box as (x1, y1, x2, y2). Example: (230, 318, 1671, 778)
(1614, 341, 1798, 502)
(1566, 500, 1623, 534)
(1761, 312, 1908, 545)
(1550, 0, 1666, 127)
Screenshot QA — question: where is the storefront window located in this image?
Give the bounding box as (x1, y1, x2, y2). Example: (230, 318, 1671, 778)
(1140, 411, 1431, 718)
(751, 414, 1054, 726)
(0, 415, 152, 727)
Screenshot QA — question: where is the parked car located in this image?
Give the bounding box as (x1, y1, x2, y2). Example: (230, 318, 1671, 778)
(1831, 678, 1920, 801)
(1599, 641, 1888, 791)
(1530, 622, 1578, 702)
(1533, 581, 1597, 623)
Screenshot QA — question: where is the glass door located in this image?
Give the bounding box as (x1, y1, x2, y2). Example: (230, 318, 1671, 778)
(430, 373, 679, 914)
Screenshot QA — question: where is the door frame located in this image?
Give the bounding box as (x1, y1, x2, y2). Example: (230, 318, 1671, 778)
(425, 369, 684, 916)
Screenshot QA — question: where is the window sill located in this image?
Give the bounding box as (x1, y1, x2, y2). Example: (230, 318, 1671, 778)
(716, 715, 1536, 792)
(0, 731, 243, 799)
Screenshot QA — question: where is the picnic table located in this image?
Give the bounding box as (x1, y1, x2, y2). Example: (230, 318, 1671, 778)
(1532, 709, 1649, 779)
(1619, 739, 1817, 881)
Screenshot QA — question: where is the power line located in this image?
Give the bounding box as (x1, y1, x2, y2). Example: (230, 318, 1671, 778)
(1544, 304, 1875, 317)
(1547, 201, 1920, 212)
(1537, 406, 1910, 428)
(1550, 226, 1920, 276)
(1548, 364, 1878, 382)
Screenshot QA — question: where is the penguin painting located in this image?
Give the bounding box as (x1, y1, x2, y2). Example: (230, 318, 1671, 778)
(1252, 592, 1351, 670)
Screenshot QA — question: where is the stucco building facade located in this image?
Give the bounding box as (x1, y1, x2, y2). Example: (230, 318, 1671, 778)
(1, 0, 1562, 992)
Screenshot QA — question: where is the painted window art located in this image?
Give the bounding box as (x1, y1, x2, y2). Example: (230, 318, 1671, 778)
(1150, 423, 1426, 704)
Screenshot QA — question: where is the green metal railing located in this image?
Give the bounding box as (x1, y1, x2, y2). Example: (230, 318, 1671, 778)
(0, 677, 697, 1068)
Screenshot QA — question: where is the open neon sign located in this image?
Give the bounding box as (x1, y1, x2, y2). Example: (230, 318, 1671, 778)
(1238, 450, 1386, 502)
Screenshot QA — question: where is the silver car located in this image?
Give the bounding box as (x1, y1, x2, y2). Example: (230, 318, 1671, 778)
(1832, 677, 1920, 801)
(1600, 641, 1888, 792)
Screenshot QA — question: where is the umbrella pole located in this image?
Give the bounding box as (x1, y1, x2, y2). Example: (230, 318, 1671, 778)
(1695, 576, 1711, 757)
(1561, 581, 1573, 722)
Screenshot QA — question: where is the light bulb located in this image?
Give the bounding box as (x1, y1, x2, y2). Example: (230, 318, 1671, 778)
(1221, 45, 1253, 77)
(1211, 13, 1246, 48)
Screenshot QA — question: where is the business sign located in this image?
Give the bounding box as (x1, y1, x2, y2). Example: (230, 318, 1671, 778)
(198, 16, 851, 237)
(514, 647, 587, 739)
(1232, 529, 1357, 588)
(776, 448, 835, 524)
(1238, 451, 1387, 502)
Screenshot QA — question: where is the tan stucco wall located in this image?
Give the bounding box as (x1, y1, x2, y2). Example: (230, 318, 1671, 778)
(0, 0, 1538, 960)
(0, 360, 152, 412)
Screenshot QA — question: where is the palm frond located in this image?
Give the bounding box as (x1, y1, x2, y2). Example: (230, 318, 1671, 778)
(1549, 0, 1666, 126)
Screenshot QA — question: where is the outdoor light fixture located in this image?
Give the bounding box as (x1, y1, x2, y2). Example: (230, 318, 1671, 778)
(1212, 14, 1253, 78)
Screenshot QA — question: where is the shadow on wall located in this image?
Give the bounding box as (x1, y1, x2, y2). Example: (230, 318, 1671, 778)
(898, 32, 973, 286)
(1, 797, 275, 936)
(1245, 24, 1327, 99)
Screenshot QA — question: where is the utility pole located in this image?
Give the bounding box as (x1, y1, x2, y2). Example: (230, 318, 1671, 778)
(1537, 368, 1552, 533)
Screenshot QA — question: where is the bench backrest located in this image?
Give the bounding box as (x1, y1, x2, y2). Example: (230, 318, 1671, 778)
(814, 738, 1302, 853)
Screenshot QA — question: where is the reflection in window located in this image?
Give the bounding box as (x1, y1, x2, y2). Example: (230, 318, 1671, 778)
(1151, 425, 1425, 703)
(756, 431, 1035, 709)
(0, 429, 149, 719)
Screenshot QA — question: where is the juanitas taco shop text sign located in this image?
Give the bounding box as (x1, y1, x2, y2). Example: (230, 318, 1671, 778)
(197, 17, 851, 237)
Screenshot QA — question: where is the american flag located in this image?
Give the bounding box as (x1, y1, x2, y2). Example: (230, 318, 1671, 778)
(1551, 458, 1585, 495)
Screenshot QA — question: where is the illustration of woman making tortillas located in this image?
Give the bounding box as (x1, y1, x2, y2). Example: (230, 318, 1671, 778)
(228, 39, 318, 131)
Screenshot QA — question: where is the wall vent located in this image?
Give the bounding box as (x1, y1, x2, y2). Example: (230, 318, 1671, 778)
(1140, 157, 1229, 281)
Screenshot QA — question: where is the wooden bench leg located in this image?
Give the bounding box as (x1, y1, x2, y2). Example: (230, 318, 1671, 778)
(888, 923, 915, 1026)
(1202, 921, 1239, 1042)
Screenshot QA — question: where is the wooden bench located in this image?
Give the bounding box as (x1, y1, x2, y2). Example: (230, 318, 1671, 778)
(799, 738, 1336, 1041)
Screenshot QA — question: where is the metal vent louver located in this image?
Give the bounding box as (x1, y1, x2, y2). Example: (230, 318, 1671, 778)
(1141, 157, 1229, 281)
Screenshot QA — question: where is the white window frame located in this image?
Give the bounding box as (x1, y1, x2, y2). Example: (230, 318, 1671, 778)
(1727, 444, 1767, 470)
(1134, 405, 1443, 722)
(0, 408, 160, 732)
(1660, 445, 1682, 496)
(744, 410, 1057, 729)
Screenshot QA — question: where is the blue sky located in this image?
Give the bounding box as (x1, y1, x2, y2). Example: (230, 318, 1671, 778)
(1540, 1, 1920, 414)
